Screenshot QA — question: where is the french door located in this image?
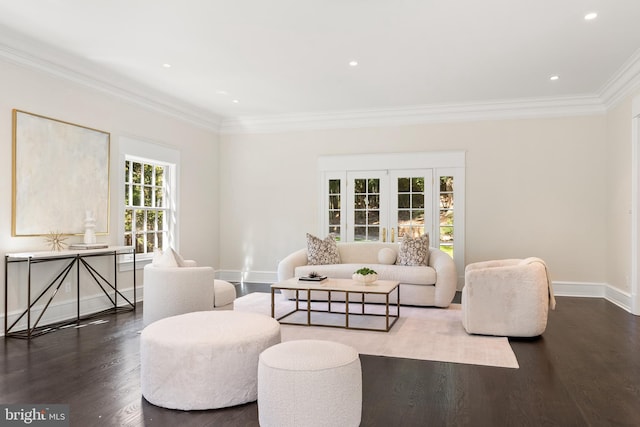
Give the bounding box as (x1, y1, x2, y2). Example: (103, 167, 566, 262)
(339, 170, 432, 243)
(319, 151, 465, 286)
(345, 171, 387, 241)
(388, 169, 433, 242)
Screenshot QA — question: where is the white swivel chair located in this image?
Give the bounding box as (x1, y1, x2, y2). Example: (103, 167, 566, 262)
(462, 257, 556, 337)
(142, 261, 236, 326)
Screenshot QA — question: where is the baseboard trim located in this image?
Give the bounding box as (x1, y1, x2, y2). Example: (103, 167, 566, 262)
(1, 287, 142, 337)
(217, 270, 278, 284)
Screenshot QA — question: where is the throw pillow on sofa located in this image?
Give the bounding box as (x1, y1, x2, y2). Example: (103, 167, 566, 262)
(152, 248, 186, 268)
(397, 234, 430, 266)
(378, 247, 397, 265)
(306, 233, 341, 265)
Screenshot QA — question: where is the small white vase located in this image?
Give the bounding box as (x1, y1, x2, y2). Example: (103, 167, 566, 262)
(352, 273, 377, 284)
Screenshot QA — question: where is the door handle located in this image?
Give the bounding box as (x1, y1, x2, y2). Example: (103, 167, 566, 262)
(391, 228, 395, 243)
(382, 227, 387, 242)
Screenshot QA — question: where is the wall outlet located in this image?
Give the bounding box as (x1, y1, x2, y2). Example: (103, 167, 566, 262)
(64, 282, 71, 293)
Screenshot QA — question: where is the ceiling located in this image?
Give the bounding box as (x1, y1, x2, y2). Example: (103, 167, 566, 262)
(0, 0, 639, 131)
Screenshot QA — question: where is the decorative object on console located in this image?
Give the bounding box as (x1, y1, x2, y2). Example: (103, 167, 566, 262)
(83, 210, 97, 244)
(44, 231, 68, 251)
(352, 267, 378, 284)
(397, 233, 430, 266)
(306, 233, 340, 265)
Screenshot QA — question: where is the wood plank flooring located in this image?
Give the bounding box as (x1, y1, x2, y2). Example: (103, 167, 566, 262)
(1, 286, 639, 426)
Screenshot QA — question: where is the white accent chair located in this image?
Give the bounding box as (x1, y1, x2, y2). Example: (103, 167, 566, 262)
(462, 257, 556, 337)
(142, 262, 236, 326)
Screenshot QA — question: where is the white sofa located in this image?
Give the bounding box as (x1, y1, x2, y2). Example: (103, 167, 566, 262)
(277, 242, 457, 307)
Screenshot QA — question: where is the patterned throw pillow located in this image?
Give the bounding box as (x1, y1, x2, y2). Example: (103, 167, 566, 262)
(306, 233, 341, 265)
(397, 234, 430, 266)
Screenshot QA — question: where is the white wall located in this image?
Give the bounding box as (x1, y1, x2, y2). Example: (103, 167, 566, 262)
(219, 115, 608, 285)
(0, 58, 219, 323)
(605, 95, 634, 296)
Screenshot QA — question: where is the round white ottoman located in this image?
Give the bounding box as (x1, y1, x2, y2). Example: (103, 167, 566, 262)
(258, 339, 362, 427)
(140, 311, 281, 410)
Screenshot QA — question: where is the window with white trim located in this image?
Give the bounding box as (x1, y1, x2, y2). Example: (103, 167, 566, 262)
(124, 157, 174, 256)
(119, 137, 179, 265)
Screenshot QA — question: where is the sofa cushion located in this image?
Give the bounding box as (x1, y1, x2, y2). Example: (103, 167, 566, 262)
(397, 234, 430, 266)
(306, 233, 341, 265)
(295, 263, 436, 286)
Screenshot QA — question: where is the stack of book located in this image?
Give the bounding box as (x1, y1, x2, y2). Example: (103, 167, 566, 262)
(298, 275, 328, 282)
(69, 243, 109, 250)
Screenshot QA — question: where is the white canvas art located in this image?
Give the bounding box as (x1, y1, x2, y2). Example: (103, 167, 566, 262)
(12, 110, 110, 236)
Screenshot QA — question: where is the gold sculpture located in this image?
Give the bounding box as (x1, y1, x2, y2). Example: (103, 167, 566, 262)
(44, 231, 68, 251)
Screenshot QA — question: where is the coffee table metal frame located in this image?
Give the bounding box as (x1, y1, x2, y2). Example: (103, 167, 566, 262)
(270, 278, 400, 332)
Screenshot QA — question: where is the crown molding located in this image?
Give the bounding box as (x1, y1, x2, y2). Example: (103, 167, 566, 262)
(0, 37, 222, 132)
(599, 48, 640, 109)
(219, 95, 606, 134)
(3, 24, 639, 136)
(220, 49, 640, 135)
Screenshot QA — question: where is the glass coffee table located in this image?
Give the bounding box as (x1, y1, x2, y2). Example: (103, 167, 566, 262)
(271, 277, 400, 332)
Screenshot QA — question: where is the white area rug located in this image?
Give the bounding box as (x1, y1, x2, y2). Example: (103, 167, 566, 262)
(234, 292, 519, 369)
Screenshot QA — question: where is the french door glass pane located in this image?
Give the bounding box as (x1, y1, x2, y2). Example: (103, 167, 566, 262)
(329, 195, 340, 209)
(327, 178, 342, 237)
(439, 176, 454, 257)
(144, 164, 153, 184)
(352, 177, 381, 241)
(155, 166, 164, 186)
(396, 174, 427, 239)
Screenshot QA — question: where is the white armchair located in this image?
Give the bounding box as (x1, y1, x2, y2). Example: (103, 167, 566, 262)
(142, 262, 237, 326)
(461, 257, 556, 337)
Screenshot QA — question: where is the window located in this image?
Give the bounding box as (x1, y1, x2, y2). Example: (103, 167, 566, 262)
(124, 158, 172, 256)
(119, 136, 179, 263)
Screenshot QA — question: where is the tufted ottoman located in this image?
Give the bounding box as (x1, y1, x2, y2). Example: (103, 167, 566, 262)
(258, 339, 362, 427)
(140, 310, 280, 410)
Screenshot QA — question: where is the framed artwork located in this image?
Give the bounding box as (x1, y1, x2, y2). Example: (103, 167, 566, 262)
(12, 110, 110, 236)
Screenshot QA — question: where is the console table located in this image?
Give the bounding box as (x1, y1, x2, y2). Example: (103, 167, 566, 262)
(4, 246, 136, 339)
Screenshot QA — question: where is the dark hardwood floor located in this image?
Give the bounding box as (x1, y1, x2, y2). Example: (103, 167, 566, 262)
(2, 285, 639, 426)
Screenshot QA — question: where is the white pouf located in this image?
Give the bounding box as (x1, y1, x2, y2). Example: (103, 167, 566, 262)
(258, 339, 362, 427)
(140, 311, 281, 410)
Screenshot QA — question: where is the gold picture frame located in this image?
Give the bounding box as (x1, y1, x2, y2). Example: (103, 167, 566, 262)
(12, 110, 110, 236)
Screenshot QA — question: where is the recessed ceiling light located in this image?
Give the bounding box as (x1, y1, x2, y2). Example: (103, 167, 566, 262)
(232, 99, 239, 104)
(584, 12, 598, 20)
(550, 75, 559, 81)
(349, 60, 358, 67)
(162, 63, 172, 68)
